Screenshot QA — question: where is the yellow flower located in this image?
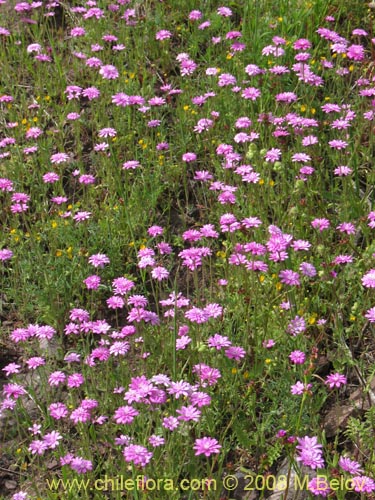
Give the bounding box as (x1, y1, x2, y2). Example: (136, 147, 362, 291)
(308, 313, 317, 325)
(51, 221, 58, 229)
(275, 282, 282, 291)
(269, 180, 275, 186)
(44, 95, 51, 101)
(259, 179, 264, 185)
(310, 108, 316, 115)
(259, 275, 265, 283)
(21, 118, 28, 125)
(265, 358, 272, 364)
(183, 105, 189, 111)
(32, 117, 38, 123)
(349, 315, 356, 322)
(349, 65, 354, 72)
(243, 371, 250, 379)
(278, 16, 283, 22)
(55, 250, 62, 257)
(300, 104, 307, 112)
(231, 368, 237, 374)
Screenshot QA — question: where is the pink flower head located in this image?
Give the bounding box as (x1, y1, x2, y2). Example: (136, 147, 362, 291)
(325, 373, 347, 389)
(156, 30, 172, 40)
(311, 218, 330, 231)
(194, 437, 221, 456)
(217, 6, 232, 17)
(88, 253, 110, 268)
(99, 64, 119, 79)
(182, 152, 197, 162)
(308, 477, 331, 497)
(148, 225, 163, 237)
(123, 444, 153, 467)
(346, 44, 365, 61)
(289, 350, 306, 364)
(0, 249, 13, 261)
(50, 152, 69, 164)
(296, 436, 324, 469)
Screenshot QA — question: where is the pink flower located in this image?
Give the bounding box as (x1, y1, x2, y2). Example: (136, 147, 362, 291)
(279, 270, 300, 286)
(49, 402, 68, 420)
(194, 437, 221, 456)
(241, 87, 261, 101)
(151, 266, 169, 281)
(334, 165, 352, 176)
(264, 148, 281, 163)
(156, 30, 172, 40)
(289, 351, 306, 364)
(365, 307, 375, 323)
(217, 6, 232, 17)
(99, 64, 119, 79)
(362, 269, 375, 288)
(107, 296, 125, 309)
(225, 346, 246, 360)
(50, 153, 69, 164)
(308, 477, 331, 497)
(351, 476, 375, 493)
(311, 218, 330, 231)
(176, 405, 201, 422)
(26, 357, 45, 370)
(123, 444, 153, 467)
(112, 277, 135, 295)
(43, 430, 62, 449)
(70, 457, 93, 474)
(28, 439, 48, 455)
(182, 152, 197, 162)
(70, 27, 86, 37)
(67, 373, 84, 388)
(328, 139, 348, 150)
(2, 363, 21, 376)
(0, 249, 13, 261)
(83, 275, 101, 290)
(296, 436, 324, 469)
(346, 44, 365, 61)
(48, 371, 66, 386)
(291, 381, 311, 395)
(73, 211, 91, 222)
(338, 456, 363, 475)
(88, 253, 110, 268)
(114, 405, 139, 424)
(325, 373, 347, 388)
(276, 92, 297, 103)
(122, 160, 140, 170)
